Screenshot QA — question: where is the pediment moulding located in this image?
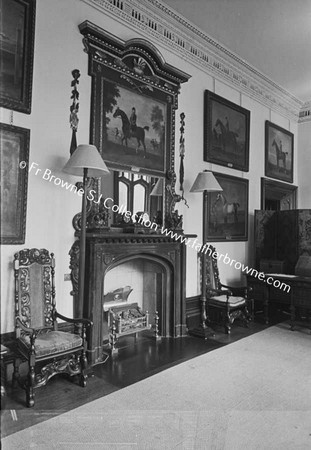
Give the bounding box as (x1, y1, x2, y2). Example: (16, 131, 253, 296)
(81, 0, 303, 121)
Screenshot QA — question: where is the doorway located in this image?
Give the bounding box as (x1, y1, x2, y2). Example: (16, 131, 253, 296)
(261, 178, 297, 210)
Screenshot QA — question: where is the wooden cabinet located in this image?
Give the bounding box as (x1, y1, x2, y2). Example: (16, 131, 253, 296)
(250, 209, 311, 327)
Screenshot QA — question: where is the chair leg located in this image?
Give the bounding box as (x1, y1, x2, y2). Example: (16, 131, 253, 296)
(12, 357, 21, 388)
(26, 362, 35, 407)
(79, 351, 88, 388)
(225, 312, 231, 334)
(243, 306, 251, 328)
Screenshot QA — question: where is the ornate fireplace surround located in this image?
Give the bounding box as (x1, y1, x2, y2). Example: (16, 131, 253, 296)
(70, 232, 187, 365)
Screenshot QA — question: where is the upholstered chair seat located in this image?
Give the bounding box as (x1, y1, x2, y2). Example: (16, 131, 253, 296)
(18, 331, 83, 358)
(209, 295, 246, 307)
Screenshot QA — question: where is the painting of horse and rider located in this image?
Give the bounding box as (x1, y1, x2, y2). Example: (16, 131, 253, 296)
(265, 121, 294, 183)
(206, 173, 249, 241)
(204, 91, 250, 172)
(103, 81, 167, 175)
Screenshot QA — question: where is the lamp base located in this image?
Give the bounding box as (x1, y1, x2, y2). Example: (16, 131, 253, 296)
(188, 324, 215, 339)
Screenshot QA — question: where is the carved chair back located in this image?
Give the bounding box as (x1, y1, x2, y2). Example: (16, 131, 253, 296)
(14, 248, 57, 338)
(205, 245, 222, 294)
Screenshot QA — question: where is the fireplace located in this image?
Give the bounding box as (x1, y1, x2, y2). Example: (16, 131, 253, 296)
(70, 232, 187, 365)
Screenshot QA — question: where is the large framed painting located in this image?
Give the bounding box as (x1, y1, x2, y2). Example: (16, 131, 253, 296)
(204, 91, 250, 172)
(0, 123, 30, 244)
(265, 121, 294, 183)
(205, 172, 249, 241)
(0, 0, 36, 114)
(103, 81, 167, 175)
(79, 21, 189, 178)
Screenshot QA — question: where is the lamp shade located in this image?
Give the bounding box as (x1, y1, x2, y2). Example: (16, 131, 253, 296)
(190, 170, 222, 192)
(63, 144, 110, 177)
(150, 178, 164, 196)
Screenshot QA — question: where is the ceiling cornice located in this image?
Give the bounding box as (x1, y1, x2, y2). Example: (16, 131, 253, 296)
(81, 0, 303, 121)
(298, 101, 311, 124)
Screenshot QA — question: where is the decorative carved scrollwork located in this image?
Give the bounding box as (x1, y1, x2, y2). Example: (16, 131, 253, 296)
(72, 178, 110, 232)
(16, 249, 55, 329)
(34, 355, 81, 388)
(69, 240, 80, 296)
(17, 248, 52, 266)
(69, 69, 80, 155)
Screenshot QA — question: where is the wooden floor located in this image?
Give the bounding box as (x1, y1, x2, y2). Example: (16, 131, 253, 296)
(1, 316, 282, 438)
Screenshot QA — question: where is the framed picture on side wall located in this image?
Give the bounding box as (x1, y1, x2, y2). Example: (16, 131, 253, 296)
(0, 0, 36, 114)
(205, 172, 249, 242)
(204, 90, 250, 171)
(0, 123, 30, 244)
(265, 121, 294, 183)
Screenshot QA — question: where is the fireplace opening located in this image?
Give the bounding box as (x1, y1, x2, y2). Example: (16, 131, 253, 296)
(102, 256, 173, 342)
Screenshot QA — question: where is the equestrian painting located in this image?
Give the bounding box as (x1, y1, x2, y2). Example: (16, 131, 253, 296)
(265, 121, 294, 183)
(204, 91, 250, 172)
(103, 81, 166, 175)
(207, 173, 249, 241)
(113, 107, 149, 158)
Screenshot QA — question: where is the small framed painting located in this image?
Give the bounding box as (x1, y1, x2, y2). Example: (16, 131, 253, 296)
(0, 123, 30, 244)
(204, 91, 250, 172)
(265, 121, 294, 183)
(205, 172, 249, 242)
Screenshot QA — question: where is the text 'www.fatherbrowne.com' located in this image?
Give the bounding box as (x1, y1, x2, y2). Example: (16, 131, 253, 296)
(27, 161, 290, 293)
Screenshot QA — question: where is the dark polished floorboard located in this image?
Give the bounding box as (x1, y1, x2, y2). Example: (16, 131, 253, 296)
(1, 317, 283, 438)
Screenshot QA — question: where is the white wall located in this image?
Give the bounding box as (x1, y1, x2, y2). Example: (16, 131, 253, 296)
(0, 0, 300, 333)
(297, 120, 311, 208)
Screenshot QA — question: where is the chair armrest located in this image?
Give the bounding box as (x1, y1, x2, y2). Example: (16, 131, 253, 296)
(220, 284, 249, 297)
(207, 287, 232, 297)
(55, 311, 92, 328)
(16, 317, 37, 336)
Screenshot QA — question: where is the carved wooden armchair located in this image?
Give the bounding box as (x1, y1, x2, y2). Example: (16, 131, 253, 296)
(13, 248, 92, 407)
(205, 245, 253, 334)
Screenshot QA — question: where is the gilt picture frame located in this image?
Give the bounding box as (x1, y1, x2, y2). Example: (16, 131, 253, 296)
(0, 123, 30, 244)
(205, 172, 249, 241)
(204, 91, 250, 172)
(265, 121, 294, 183)
(0, 0, 36, 114)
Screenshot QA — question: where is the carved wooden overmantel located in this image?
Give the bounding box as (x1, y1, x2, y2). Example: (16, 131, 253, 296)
(79, 20, 191, 227)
